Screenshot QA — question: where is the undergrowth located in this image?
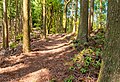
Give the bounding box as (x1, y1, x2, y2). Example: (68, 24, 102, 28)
(65, 29, 105, 81)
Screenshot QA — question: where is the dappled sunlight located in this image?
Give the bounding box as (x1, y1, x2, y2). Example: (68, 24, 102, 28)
(0, 63, 28, 74)
(56, 33, 76, 41)
(44, 42, 70, 50)
(31, 43, 72, 55)
(38, 44, 72, 54)
(31, 33, 72, 51)
(19, 68, 51, 82)
(0, 34, 78, 81)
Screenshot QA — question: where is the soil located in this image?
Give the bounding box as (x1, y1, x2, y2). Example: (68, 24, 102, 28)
(0, 34, 98, 82)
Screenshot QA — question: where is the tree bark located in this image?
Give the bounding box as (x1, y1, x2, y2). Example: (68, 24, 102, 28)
(15, 0, 18, 41)
(74, 0, 78, 33)
(63, 0, 71, 33)
(29, 1, 33, 32)
(19, 0, 23, 34)
(97, 0, 120, 82)
(99, 0, 102, 28)
(43, 0, 46, 38)
(63, 3, 67, 33)
(3, 0, 8, 49)
(23, 0, 30, 53)
(77, 0, 88, 43)
(9, 0, 12, 35)
(88, 0, 94, 36)
(72, 0, 78, 33)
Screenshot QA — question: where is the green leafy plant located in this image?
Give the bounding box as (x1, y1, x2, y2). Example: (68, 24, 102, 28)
(80, 67, 87, 74)
(49, 78, 56, 82)
(72, 39, 81, 50)
(69, 66, 75, 71)
(9, 42, 17, 48)
(84, 56, 92, 66)
(95, 48, 101, 56)
(64, 75, 74, 82)
(93, 60, 101, 68)
(16, 34, 23, 41)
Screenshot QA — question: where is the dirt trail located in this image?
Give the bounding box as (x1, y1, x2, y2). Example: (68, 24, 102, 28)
(0, 34, 78, 82)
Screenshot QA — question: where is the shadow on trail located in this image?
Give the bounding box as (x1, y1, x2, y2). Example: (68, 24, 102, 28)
(0, 34, 78, 82)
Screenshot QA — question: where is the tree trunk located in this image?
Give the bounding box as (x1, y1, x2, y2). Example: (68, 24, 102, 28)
(99, 0, 102, 29)
(19, 0, 23, 34)
(72, 0, 75, 33)
(43, 0, 46, 38)
(63, 2, 67, 33)
(77, 0, 88, 43)
(23, 0, 30, 53)
(74, 0, 78, 33)
(15, 0, 18, 41)
(3, 0, 8, 49)
(97, 0, 120, 82)
(73, 0, 78, 33)
(29, 1, 33, 32)
(9, 0, 12, 36)
(63, 0, 71, 33)
(48, 5, 53, 34)
(88, 0, 94, 36)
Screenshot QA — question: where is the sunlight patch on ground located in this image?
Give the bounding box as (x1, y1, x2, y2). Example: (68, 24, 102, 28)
(44, 42, 70, 50)
(0, 63, 28, 74)
(31, 44, 72, 55)
(7, 54, 25, 63)
(19, 68, 51, 82)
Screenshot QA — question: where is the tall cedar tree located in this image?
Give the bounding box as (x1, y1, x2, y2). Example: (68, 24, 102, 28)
(99, 0, 102, 28)
(43, 0, 46, 38)
(77, 0, 88, 43)
(88, 0, 94, 36)
(15, 0, 18, 40)
(97, 0, 120, 82)
(3, 0, 8, 49)
(23, 0, 30, 53)
(75, 0, 78, 33)
(72, 0, 78, 33)
(63, 0, 70, 33)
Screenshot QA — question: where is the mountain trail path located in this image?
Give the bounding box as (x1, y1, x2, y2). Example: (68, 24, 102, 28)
(0, 34, 78, 82)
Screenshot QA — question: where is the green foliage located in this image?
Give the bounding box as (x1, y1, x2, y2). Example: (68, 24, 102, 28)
(93, 60, 101, 68)
(0, 1, 2, 18)
(94, 0, 107, 30)
(31, 0, 42, 27)
(70, 47, 102, 76)
(69, 66, 75, 71)
(31, 0, 63, 34)
(95, 48, 101, 56)
(84, 56, 92, 66)
(35, 27, 41, 30)
(80, 67, 87, 74)
(16, 34, 23, 41)
(72, 39, 82, 51)
(64, 75, 74, 82)
(49, 78, 56, 82)
(51, 27, 56, 34)
(9, 42, 17, 49)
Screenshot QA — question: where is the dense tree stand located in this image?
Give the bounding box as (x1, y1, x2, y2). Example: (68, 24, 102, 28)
(0, 0, 117, 81)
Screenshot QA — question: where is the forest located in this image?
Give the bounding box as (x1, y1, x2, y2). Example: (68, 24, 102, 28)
(0, 0, 119, 82)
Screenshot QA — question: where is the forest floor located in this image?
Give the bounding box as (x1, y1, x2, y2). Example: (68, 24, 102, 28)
(0, 33, 100, 82)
